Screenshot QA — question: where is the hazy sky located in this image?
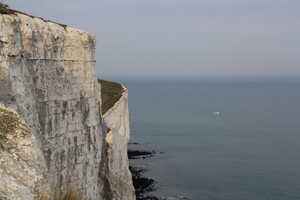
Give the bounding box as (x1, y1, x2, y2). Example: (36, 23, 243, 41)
(7, 0, 300, 78)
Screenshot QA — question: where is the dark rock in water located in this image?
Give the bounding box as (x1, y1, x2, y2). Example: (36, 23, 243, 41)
(130, 167, 154, 192)
(129, 142, 140, 145)
(128, 150, 155, 159)
(129, 149, 161, 200)
(143, 197, 160, 200)
(161, 196, 192, 200)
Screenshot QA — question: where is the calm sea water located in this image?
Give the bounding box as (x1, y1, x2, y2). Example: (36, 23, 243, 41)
(121, 78, 300, 200)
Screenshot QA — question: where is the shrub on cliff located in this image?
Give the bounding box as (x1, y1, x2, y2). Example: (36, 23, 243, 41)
(0, 104, 29, 151)
(0, 2, 14, 14)
(0, 1, 8, 8)
(0, 1, 8, 9)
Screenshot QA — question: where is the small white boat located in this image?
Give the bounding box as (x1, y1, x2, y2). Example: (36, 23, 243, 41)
(213, 112, 220, 116)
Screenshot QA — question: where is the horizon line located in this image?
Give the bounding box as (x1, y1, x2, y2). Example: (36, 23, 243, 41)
(98, 75, 300, 81)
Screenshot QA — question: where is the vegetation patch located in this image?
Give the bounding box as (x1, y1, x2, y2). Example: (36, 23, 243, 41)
(0, 3, 15, 14)
(0, 104, 29, 151)
(99, 79, 124, 114)
(56, 188, 80, 200)
(0, 106, 19, 134)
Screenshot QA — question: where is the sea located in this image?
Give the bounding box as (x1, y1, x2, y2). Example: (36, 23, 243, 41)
(116, 77, 300, 200)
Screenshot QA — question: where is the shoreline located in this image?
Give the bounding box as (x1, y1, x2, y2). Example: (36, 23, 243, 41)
(128, 146, 192, 200)
(128, 149, 159, 200)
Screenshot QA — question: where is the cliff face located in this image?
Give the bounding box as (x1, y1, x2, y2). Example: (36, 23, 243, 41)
(103, 87, 135, 200)
(0, 104, 46, 200)
(0, 11, 134, 200)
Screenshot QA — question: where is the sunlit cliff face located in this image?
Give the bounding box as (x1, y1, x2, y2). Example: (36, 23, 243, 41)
(0, 9, 134, 200)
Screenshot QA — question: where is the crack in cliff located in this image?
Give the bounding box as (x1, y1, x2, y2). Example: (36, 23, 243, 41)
(5, 56, 96, 62)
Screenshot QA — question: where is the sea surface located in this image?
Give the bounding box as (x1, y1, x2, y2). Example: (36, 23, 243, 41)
(120, 78, 300, 200)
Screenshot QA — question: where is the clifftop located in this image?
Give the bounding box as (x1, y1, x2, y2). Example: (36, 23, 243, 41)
(0, 3, 67, 28)
(99, 79, 125, 114)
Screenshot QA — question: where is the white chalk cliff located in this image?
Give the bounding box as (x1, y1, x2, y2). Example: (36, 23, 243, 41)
(0, 8, 135, 200)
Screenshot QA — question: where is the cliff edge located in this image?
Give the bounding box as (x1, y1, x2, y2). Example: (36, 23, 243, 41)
(0, 7, 135, 200)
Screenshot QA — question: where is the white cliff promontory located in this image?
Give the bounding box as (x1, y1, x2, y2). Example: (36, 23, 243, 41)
(0, 7, 135, 200)
(103, 87, 135, 200)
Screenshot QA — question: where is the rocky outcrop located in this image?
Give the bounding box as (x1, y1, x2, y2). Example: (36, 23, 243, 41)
(0, 10, 134, 200)
(103, 87, 135, 200)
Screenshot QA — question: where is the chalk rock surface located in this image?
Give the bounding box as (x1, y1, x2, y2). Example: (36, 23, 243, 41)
(103, 88, 135, 200)
(0, 10, 135, 200)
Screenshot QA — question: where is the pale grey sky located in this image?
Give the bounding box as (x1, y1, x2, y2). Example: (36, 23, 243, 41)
(7, 0, 300, 78)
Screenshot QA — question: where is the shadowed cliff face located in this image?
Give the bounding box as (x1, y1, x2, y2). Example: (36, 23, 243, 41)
(0, 11, 135, 200)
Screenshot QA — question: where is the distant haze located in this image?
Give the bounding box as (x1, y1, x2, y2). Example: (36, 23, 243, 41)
(8, 0, 300, 78)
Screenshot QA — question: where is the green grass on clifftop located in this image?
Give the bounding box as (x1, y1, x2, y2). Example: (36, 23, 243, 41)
(99, 79, 124, 114)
